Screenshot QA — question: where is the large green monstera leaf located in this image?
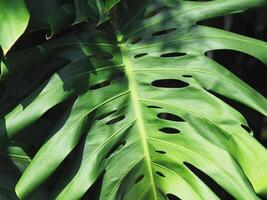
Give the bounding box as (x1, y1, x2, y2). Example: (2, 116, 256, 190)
(0, 0, 267, 199)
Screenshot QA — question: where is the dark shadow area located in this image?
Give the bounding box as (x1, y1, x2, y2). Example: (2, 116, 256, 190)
(45, 133, 86, 197)
(205, 50, 267, 97)
(47, 111, 97, 198)
(0, 155, 24, 199)
(0, 154, 49, 199)
(13, 96, 77, 158)
(0, 58, 70, 115)
(166, 193, 181, 200)
(184, 162, 235, 200)
(198, 6, 267, 42)
(82, 171, 105, 200)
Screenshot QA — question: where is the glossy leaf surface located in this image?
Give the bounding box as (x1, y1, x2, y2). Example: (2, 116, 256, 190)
(0, 0, 267, 199)
(0, 0, 29, 55)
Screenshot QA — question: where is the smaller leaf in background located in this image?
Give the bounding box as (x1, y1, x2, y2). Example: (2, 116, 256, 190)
(46, 4, 75, 39)
(105, 0, 121, 12)
(0, 61, 8, 80)
(73, 0, 92, 24)
(0, 0, 29, 55)
(74, 0, 122, 25)
(5, 145, 31, 173)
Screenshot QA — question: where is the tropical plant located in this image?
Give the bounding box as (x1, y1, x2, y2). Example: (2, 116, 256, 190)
(0, 0, 267, 199)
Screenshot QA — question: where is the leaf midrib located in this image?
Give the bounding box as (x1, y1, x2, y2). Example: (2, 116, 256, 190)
(121, 43, 158, 199)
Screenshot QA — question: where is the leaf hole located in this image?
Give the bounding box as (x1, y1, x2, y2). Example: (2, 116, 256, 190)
(155, 150, 166, 154)
(152, 28, 176, 36)
(105, 140, 126, 159)
(160, 52, 186, 58)
(159, 127, 180, 134)
(114, 71, 124, 79)
(131, 37, 142, 44)
(182, 75, 193, 78)
(134, 53, 148, 58)
(166, 193, 181, 200)
(147, 105, 162, 109)
(241, 124, 252, 133)
(89, 80, 111, 90)
(158, 113, 185, 122)
(144, 6, 169, 19)
(96, 110, 118, 121)
(156, 171, 165, 177)
(151, 79, 189, 88)
(112, 71, 126, 79)
(90, 72, 125, 90)
(105, 115, 125, 125)
(135, 175, 144, 184)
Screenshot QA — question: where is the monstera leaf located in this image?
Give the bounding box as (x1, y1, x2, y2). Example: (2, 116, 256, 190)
(0, 0, 267, 199)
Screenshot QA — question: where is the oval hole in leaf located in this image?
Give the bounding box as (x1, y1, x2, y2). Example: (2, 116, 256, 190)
(96, 110, 118, 121)
(156, 171, 165, 177)
(159, 127, 180, 134)
(110, 71, 126, 82)
(151, 79, 189, 88)
(112, 71, 126, 80)
(147, 105, 162, 109)
(135, 175, 144, 184)
(90, 71, 125, 91)
(184, 162, 235, 200)
(160, 52, 186, 58)
(89, 80, 111, 90)
(182, 75, 193, 78)
(105, 140, 126, 159)
(134, 53, 148, 58)
(152, 28, 177, 36)
(144, 6, 169, 19)
(241, 124, 251, 133)
(157, 113, 185, 122)
(106, 115, 125, 125)
(131, 37, 142, 44)
(166, 193, 181, 200)
(89, 53, 113, 60)
(155, 150, 166, 154)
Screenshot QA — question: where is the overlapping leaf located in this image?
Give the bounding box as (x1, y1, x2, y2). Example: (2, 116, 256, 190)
(0, 0, 29, 55)
(74, 0, 121, 24)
